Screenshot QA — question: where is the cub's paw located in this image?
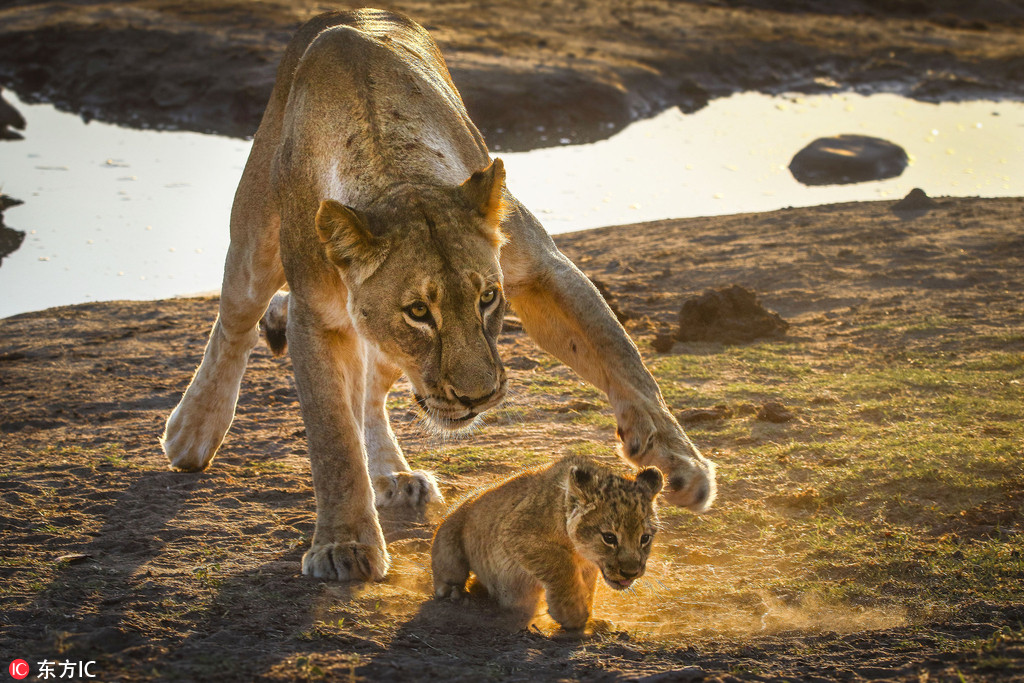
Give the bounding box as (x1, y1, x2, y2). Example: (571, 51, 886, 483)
(301, 540, 389, 582)
(373, 470, 444, 511)
(588, 618, 615, 635)
(433, 582, 467, 602)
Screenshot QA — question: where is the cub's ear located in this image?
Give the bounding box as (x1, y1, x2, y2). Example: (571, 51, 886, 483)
(460, 158, 507, 247)
(635, 467, 664, 500)
(568, 465, 597, 499)
(315, 199, 388, 281)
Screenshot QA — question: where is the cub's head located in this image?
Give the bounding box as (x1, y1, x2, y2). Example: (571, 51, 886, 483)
(315, 159, 508, 431)
(565, 462, 663, 591)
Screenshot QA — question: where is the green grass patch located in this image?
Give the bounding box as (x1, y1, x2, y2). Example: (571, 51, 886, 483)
(643, 330, 1024, 616)
(413, 445, 547, 477)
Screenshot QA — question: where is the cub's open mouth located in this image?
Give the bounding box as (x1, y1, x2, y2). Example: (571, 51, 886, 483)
(601, 569, 636, 591)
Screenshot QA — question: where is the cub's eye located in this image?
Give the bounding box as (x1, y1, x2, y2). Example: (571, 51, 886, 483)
(480, 288, 498, 307)
(601, 532, 618, 546)
(640, 534, 652, 546)
(406, 303, 430, 322)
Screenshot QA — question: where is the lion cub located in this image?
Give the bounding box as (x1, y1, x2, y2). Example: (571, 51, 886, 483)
(431, 455, 663, 630)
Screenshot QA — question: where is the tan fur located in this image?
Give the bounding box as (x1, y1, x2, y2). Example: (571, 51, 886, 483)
(431, 455, 663, 630)
(160, 9, 716, 583)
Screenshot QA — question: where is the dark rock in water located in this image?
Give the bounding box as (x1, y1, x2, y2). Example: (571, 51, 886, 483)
(891, 187, 939, 218)
(789, 134, 908, 186)
(0, 223, 25, 263)
(0, 193, 26, 263)
(675, 285, 788, 345)
(0, 193, 24, 211)
(0, 87, 26, 141)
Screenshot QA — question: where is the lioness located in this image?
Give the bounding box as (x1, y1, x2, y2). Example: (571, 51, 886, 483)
(432, 455, 663, 630)
(161, 9, 715, 582)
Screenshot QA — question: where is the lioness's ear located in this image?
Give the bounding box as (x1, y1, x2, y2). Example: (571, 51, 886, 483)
(460, 158, 507, 246)
(315, 199, 388, 281)
(635, 467, 664, 500)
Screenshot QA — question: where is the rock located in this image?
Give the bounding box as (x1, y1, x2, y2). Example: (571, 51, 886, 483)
(789, 134, 908, 186)
(0, 194, 25, 264)
(677, 404, 733, 424)
(674, 285, 788, 345)
(756, 401, 795, 423)
(0, 193, 24, 211)
(505, 355, 540, 370)
(891, 187, 939, 219)
(651, 332, 676, 353)
(0, 87, 26, 140)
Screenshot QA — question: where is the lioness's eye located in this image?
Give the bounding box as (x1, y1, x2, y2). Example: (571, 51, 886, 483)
(406, 303, 430, 321)
(640, 534, 652, 546)
(601, 532, 618, 546)
(480, 288, 497, 307)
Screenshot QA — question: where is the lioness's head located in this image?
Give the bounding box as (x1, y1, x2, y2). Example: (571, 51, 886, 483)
(315, 159, 508, 431)
(565, 463, 663, 591)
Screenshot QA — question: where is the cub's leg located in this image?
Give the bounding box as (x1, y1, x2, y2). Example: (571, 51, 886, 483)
(364, 354, 443, 511)
(500, 200, 716, 512)
(431, 512, 470, 599)
(577, 561, 615, 632)
(161, 150, 285, 472)
(518, 544, 592, 630)
(288, 295, 388, 581)
(580, 561, 599, 614)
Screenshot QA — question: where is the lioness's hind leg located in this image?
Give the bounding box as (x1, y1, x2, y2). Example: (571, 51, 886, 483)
(162, 155, 285, 471)
(365, 356, 444, 511)
(260, 290, 290, 356)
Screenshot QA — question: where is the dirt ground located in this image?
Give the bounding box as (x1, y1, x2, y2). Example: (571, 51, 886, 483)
(2, 197, 1023, 681)
(1, 0, 1024, 681)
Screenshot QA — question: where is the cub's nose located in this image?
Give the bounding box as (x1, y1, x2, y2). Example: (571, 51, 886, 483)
(619, 567, 641, 580)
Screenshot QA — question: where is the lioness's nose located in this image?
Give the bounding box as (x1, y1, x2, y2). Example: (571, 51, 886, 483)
(444, 384, 499, 409)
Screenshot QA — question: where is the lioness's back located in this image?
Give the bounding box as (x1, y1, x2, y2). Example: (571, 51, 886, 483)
(271, 9, 490, 204)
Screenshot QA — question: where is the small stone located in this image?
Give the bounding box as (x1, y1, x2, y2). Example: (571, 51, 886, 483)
(891, 187, 939, 219)
(756, 401, 795, 423)
(651, 333, 676, 353)
(677, 404, 733, 424)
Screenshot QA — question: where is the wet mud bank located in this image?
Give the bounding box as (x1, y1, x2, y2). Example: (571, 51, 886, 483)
(1, 1, 1023, 150)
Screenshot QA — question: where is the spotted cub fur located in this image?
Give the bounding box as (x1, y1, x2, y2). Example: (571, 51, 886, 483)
(431, 455, 663, 630)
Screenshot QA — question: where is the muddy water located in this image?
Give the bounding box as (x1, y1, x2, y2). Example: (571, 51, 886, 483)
(1, 91, 1021, 318)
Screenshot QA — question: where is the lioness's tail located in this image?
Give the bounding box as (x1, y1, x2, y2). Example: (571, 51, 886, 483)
(260, 291, 289, 356)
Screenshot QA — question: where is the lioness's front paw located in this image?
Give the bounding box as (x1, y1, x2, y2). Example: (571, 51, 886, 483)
(162, 406, 229, 472)
(659, 457, 717, 512)
(615, 405, 717, 512)
(373, 470, 444, 510)
(301, 540, 390, 582)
